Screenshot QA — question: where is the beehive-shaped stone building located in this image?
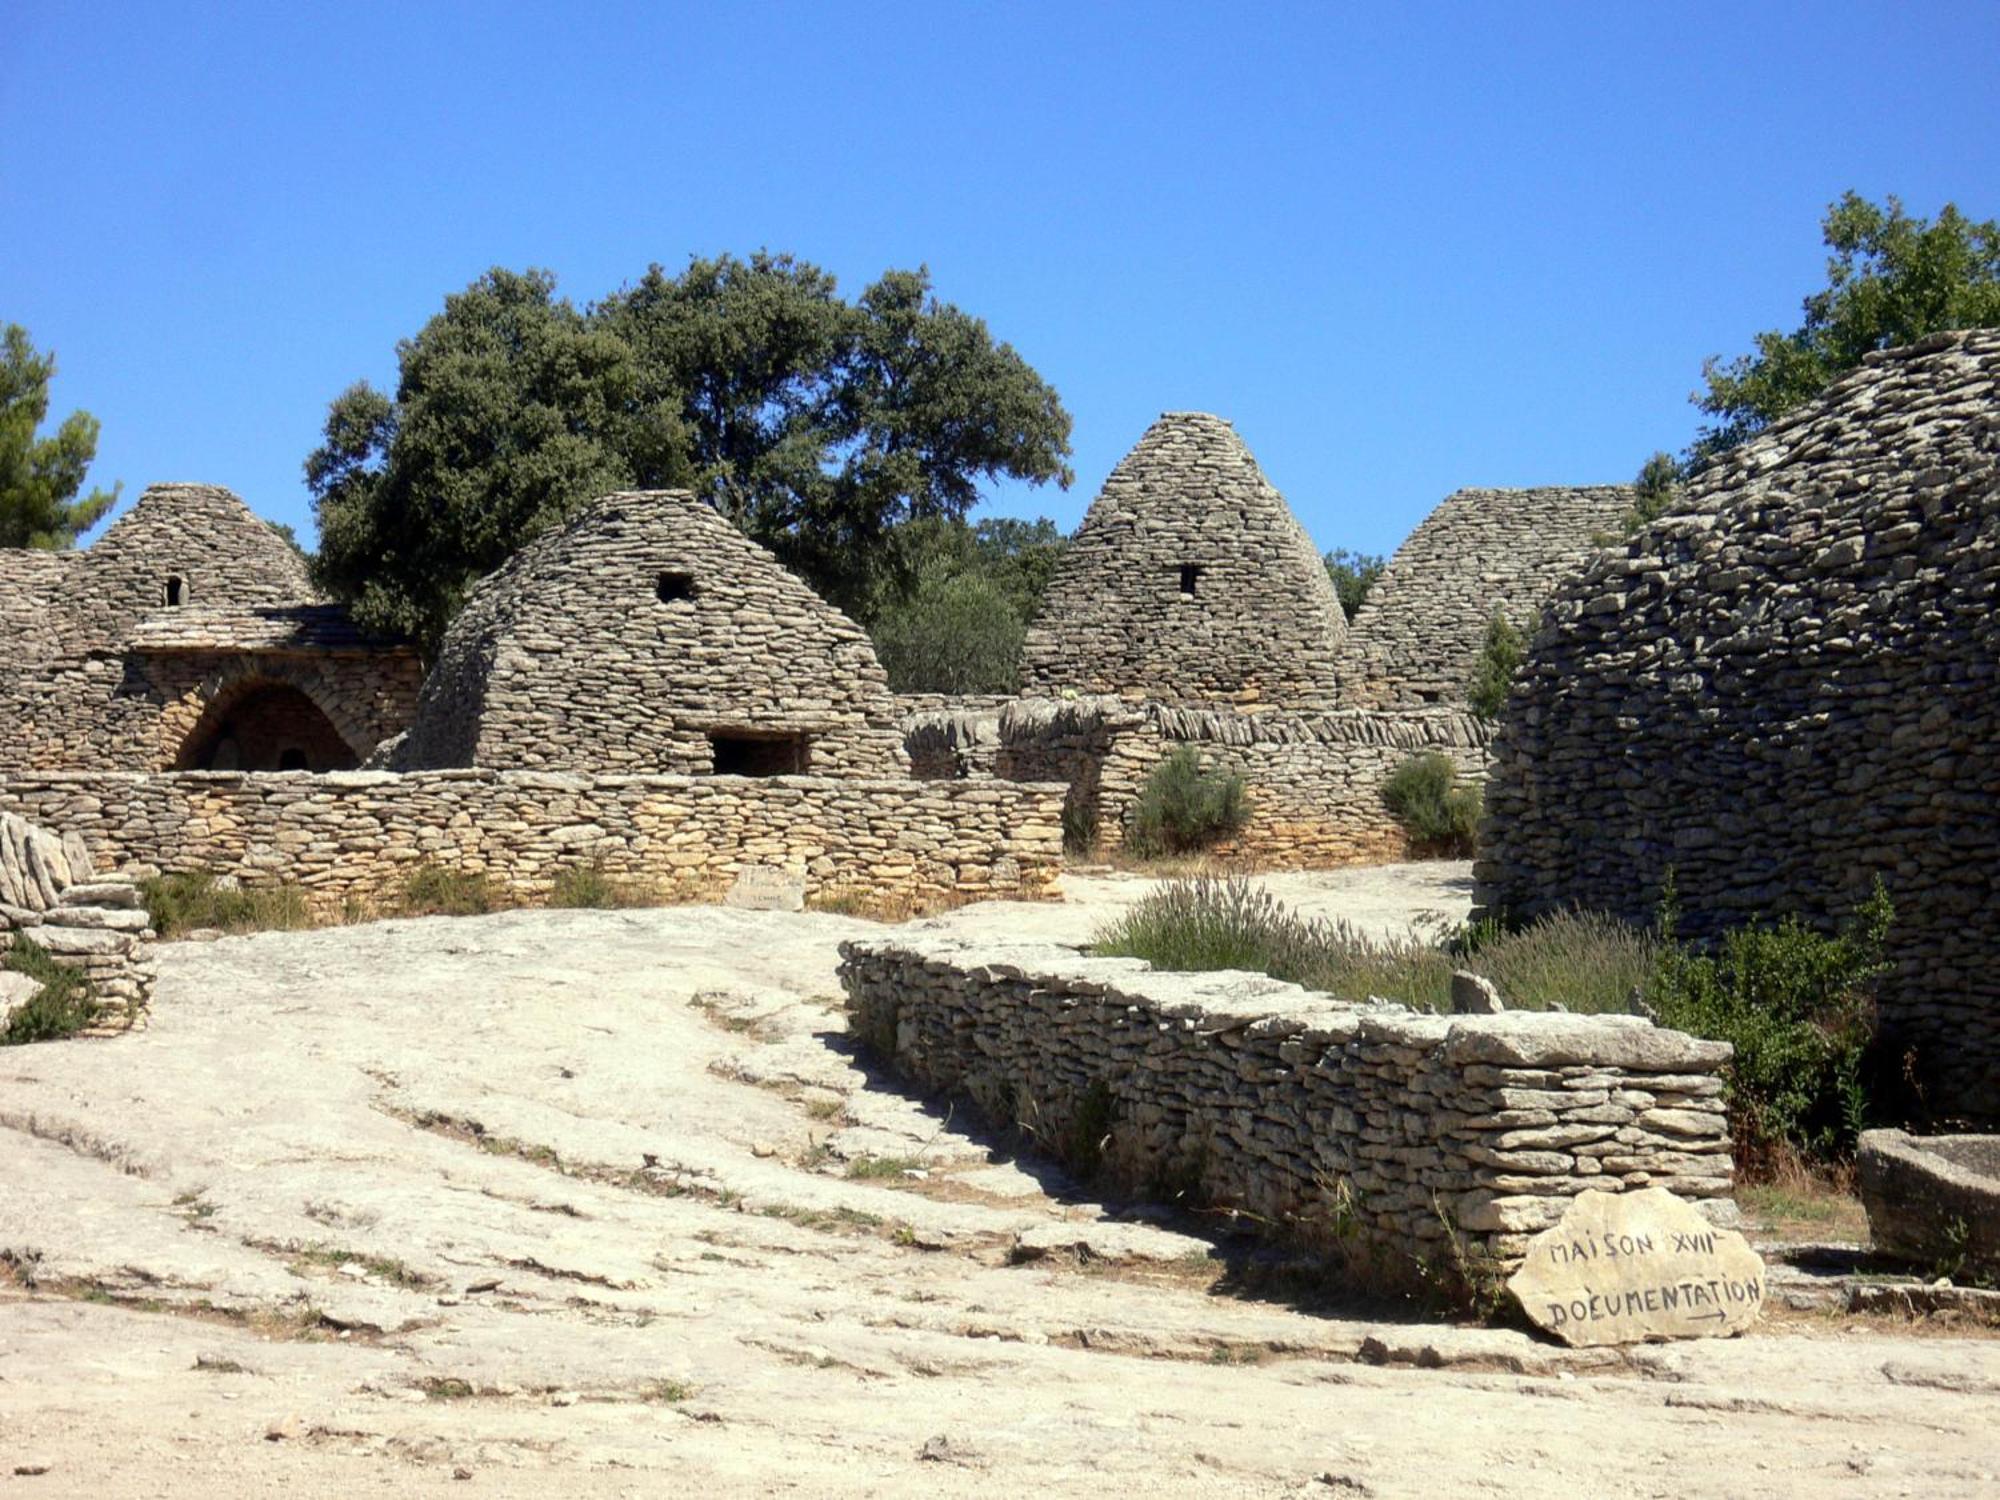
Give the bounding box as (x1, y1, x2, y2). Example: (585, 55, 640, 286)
(394, 489, 905, 775)
(1342, 484, 1633, 709)
(1477, 328, 2000, 1119)
(1019, 413, 1348, 708)
(0, 483, 422, 772)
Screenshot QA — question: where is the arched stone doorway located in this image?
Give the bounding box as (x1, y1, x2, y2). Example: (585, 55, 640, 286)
(175, 680, 361, 772)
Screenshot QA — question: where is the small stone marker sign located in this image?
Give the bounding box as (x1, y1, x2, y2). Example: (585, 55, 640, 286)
(725, 864, 806, 913)
(1507, 1187, 1765, 1347)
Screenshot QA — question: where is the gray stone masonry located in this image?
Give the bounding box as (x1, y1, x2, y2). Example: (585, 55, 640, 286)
(1476, 328, 2000, 1121)
(395, 490, 905, 776)
(1020, 413, 1349, 709)
(0, 811, 155, 1035)
(0, 770, 1064, 917)
(906, 695, 1490, 862)
(840, 935, 1733, 1277)
(0, 483, 421, 772)
(1343, 485, 1634, 710)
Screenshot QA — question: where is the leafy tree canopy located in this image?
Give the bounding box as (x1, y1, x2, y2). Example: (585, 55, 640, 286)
(866, 514, 1067, 693)
(1322, 548, 1384, 621)
(1693, 192, 2000, 462)
(309, 255, 1072, 653)
(0, 324, 119, 549)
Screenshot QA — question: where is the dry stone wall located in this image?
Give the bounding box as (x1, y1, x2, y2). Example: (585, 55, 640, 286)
(1020, 414, 1348, 709)
(1343, 485, 1633, 709)
(840, 936, 1734, 1276)
(908, 697, 1491, 864)
(1477, 329, 2000, 1120)
(395, 490, 904, 777)
(0, 770, 1064, 915)
(0, 812, 155, 1035)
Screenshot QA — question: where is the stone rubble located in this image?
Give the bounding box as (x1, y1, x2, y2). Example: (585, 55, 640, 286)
(0, 811, 155, 1034)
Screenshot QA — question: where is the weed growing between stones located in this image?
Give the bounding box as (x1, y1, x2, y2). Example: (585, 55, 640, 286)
(1380, 753, 1481, 856)
(0, 937, 100, 1044)
(1123, 747, 1249, 858)
(141, 871, 314, 937)
(549, 860, 654, 909)
(1092, 877, 1649, 1014)
(396, 863, 499, 917)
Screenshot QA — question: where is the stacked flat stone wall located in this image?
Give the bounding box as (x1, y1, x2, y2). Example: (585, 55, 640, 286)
(0, 771, 1065, 915)
(1477, 329, 2000, 1121)
(940, 698, 1490, 864)
(0, 812, 155, 1035)
(1343, 485, 1633, 710)
(840, 936, 1733, 1275)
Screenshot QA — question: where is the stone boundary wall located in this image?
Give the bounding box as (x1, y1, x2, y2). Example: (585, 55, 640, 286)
(0, 771, 1067, 915)
(918, 698, 1493, 864)
(840, 936, 1734, 1276)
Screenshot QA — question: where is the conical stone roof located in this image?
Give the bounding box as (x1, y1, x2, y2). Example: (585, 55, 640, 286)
(395, 490, 904, 775)
(1019, 413, 1347, 708)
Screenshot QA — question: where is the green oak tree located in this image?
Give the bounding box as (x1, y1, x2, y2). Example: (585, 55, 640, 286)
(1322, 548, 1384, 621)
(309, 255, 1072, 653)
(1693, 193, 2000, 462)
(0, 324, 119, 548)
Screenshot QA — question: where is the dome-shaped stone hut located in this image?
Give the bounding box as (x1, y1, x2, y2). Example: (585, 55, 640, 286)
(1342, 484, 1633, 709)
(394, 489, 905, 776)
(1476, 329, 2000, 1119)
(1018, 412, 1347, 709)
(0, 483, 421, 772)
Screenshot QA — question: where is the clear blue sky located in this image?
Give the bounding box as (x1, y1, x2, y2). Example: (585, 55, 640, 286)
(5, 1, 1995, 561)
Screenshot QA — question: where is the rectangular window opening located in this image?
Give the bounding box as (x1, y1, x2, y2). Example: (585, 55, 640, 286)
(709, 731, 811, 777)
(164, 576, 185, 607)
(656, 570, 697, 604)
(1178, 563, 1203, 596)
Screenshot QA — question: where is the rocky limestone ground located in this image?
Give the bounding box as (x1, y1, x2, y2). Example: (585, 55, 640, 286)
(2, 864, 1996, 1498)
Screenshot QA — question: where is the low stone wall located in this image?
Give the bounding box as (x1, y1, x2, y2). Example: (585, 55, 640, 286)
(0, 771, 1067, 916)
(840, 936, 1734, 1276)
(0, 812, 155, 1035)
(914, 698, 1493, 865)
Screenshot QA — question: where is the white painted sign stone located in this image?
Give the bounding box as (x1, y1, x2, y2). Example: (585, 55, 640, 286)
(1507, 1187, 1766, 1347)
(724, 865, 806, 912)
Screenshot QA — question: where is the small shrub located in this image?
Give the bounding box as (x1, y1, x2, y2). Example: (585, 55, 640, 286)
(1380, 753, 1481, 856)
(398, 863, 497, 917)
(1124, 748, 1249, 858)
(1, 938, 100, 1044)
(1645, 876, 1892, 1175)
(1094, 878, 1650, 1015)
(1060, 793, 1097, 856)
(142, 871, 313, 938)
(1467, 608, 1526, 719)
(549, 860, 651, 909)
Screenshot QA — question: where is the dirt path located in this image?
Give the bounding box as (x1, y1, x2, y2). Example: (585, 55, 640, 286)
(2, 868, 1995, 1497)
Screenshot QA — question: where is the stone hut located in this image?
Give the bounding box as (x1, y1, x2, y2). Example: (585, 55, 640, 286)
(1476, 329, 2000, 1120)
(394, 489, 905, 776)
(1341, 485, 1633, 709)
(0, 483, 422, 772)
(1018, 413, 1348, 709)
